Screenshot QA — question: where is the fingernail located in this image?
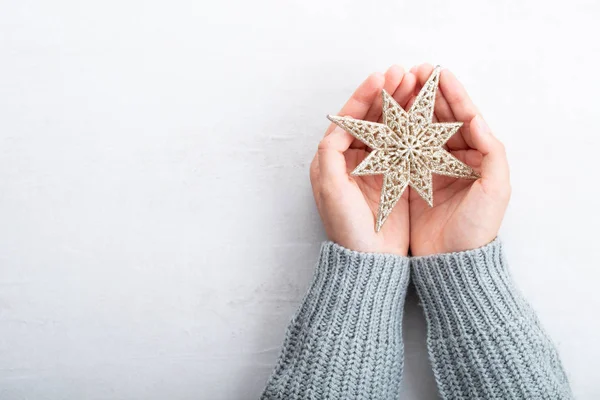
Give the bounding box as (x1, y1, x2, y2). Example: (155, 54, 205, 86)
(331, 126, 345, 135)
(325, 125, 346, 138)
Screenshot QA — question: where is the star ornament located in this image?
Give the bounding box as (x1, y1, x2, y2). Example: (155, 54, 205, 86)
(327, 66, 479, 232)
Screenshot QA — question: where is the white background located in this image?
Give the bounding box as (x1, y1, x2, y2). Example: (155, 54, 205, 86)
(1, 0, 598, 398)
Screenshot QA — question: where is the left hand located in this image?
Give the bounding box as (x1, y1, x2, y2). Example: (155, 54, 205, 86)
(310, 66, 417, 255)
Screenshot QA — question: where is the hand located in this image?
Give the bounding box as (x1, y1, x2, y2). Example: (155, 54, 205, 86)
(310, 66, 417, 255)
(408, 64, 511, 256)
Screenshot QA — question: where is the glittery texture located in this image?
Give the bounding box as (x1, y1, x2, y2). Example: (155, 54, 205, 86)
(328, 66, 479, 231)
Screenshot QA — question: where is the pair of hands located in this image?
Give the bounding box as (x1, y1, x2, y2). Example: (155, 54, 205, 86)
(310, 64, 511, 256)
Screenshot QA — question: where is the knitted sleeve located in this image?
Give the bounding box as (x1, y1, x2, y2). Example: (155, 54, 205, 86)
(411, 238, 573, 399)
(260, 241, 410, 400)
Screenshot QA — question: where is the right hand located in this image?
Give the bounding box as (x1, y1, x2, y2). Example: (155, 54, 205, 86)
(310, 66, 417, 255)
(408, 64, 511, 256)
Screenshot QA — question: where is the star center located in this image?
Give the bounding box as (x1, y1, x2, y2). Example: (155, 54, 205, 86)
(396, 133, 424, 158)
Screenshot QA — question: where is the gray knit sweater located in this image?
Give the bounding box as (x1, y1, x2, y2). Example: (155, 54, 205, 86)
(260, 239, 572, 399)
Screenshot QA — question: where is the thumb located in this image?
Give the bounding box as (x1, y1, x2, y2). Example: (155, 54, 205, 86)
(469, 115, 510, 191)
(317, 126, 354, 184)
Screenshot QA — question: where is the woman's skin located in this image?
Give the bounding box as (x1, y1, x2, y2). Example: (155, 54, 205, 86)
(310, 63, 511, 255)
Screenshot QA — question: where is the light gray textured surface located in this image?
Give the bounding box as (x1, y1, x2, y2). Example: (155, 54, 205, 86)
(0, 0, 598, 399)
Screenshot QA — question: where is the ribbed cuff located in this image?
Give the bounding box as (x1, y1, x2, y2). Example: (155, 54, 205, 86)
(294, 241, 411, 339)
(411, 239, 534, 340)
(262, 242, 410, 399)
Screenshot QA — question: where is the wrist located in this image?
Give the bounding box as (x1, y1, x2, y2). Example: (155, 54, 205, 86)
(323, 241, 410, 266)
(331, 236, 409, 256)
(410, 233, 498, 257)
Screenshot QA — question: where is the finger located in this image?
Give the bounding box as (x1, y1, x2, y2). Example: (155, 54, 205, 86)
(403, 72, 420, 110)
(404, 94, 416, 110)
(413, 63, 434, 97)
(392, 72, 417, 109)
(469, 115, 510, 189)
(325, 72, 385, 137)
(450, 149, 484, 170)
(439, 69, 480, 148)
(318, 126, 356, 183)
(365, 65, 405, 122)
(383, 65, 405, 98)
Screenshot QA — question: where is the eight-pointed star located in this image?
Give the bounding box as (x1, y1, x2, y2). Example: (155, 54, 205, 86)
(327, 66, 479, 232)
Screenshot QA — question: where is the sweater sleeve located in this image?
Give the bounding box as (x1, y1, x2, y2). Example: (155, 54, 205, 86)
(260, 241, 410, 400)
(411, 238, 573, 399)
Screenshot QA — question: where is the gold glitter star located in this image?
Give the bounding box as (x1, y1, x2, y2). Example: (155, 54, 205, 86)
(327, 66, 479, 232)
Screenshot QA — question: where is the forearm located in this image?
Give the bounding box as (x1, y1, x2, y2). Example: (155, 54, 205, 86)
(261, 242, 410, 400)
(411, 239, 572, 399)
